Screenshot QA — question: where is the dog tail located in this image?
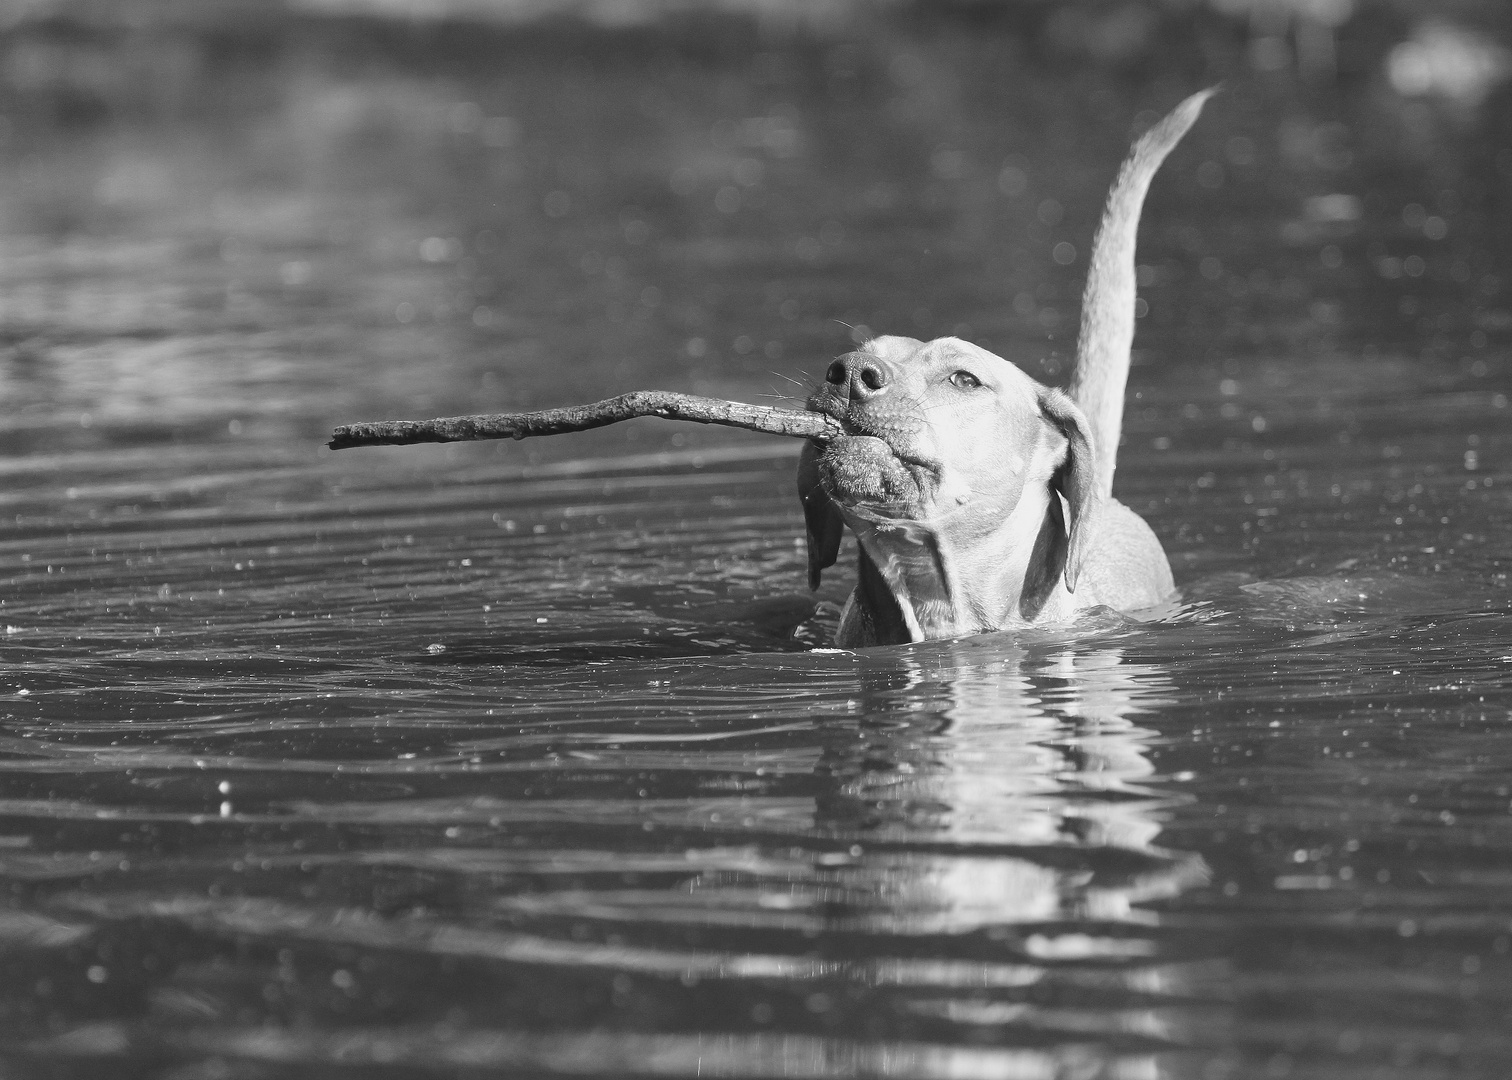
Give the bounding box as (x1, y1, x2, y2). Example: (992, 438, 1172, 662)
(1069, 87, 1215, 498)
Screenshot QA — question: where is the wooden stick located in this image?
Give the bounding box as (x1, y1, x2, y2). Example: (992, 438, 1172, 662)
(328, 391, 842, 450)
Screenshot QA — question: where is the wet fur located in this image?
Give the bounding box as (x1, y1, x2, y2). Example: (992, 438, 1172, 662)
(800, 90, 1214, 647)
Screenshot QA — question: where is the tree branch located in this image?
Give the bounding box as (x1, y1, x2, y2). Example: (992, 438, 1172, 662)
(328, 391, 842, 450)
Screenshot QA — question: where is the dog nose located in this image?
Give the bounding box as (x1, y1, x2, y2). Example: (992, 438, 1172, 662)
(824, 354, 888, 401)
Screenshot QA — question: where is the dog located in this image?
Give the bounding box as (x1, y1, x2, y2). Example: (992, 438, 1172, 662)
(799, 90, 1214, 647)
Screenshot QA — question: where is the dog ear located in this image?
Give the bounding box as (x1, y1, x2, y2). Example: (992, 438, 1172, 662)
(797, 440, 845, 589)
(1037, 388, 1099, 593)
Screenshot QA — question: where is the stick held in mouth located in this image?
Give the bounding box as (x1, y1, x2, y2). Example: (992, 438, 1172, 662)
(328, 391, 842, 450)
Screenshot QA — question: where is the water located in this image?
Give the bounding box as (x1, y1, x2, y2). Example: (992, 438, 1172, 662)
(0, 11, 1509, 1079)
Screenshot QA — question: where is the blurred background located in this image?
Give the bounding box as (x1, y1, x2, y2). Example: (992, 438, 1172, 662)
(0, 0, 1505, 463)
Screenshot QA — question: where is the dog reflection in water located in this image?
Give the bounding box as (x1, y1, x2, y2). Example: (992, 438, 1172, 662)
(797, 637, 1210, 1058)
(816, 639, 1204, 928)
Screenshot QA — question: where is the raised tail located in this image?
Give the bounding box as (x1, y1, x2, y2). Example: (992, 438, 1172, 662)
(1068, 87, 1215, 498)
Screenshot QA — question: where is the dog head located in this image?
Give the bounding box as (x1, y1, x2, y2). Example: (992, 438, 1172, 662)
(799, 335, 1097, 632)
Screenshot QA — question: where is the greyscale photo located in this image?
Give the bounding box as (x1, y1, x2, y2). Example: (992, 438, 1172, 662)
(0, 1, 1507, 1078)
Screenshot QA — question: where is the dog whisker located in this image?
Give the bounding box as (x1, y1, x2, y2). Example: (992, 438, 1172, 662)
(769, 370, 808, 389)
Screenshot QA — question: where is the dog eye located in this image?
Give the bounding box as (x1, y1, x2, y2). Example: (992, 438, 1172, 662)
(949, 370, 981, 389)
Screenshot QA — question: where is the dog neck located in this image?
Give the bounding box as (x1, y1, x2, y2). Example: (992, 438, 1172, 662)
(843, 482, 1070, 643)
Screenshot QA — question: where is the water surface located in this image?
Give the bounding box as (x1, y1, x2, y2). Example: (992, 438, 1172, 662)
(0, 13, 1509, 1080)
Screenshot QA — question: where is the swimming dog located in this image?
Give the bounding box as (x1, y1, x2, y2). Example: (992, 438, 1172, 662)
(799, 90, 1213, 647)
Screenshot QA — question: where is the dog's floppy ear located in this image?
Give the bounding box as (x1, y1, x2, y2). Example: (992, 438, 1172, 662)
(1037, 388, 1099, 593)
(797, 440, 844, 589)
